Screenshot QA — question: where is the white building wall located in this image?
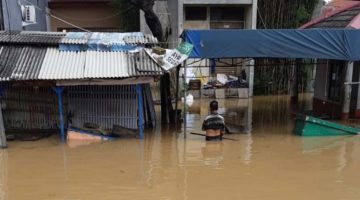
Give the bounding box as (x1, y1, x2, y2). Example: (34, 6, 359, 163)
(140, 0, 257, 97)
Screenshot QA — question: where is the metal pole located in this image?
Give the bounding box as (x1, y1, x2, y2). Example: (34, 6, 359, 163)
(137, 84, 144, 139)
(175, 65, 180, 127)
(183, 61, 187, 138)
(53, 86, 65, 142)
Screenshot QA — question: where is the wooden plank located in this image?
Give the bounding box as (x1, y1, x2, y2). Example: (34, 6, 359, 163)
(144, 84, 156, 128)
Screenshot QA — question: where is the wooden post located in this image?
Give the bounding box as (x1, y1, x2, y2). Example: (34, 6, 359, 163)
(136, 84, 144, 139)
(175, 65, 180, 127)
(0, 85, 6, 148)
(291, 59, 300, 103)
(160, 73, 172, 124)
(183, 61, 187, 138)
(0, 108, 6, 149)
(53, 86, 65, 142)
(342, 62, 354, 120)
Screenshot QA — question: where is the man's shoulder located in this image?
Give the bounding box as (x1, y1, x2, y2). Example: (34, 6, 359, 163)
(204, 113, 224, 121)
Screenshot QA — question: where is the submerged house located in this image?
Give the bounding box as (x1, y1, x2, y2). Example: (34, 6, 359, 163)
(0, 31, 163, 143)
(301, 1, 360, 119)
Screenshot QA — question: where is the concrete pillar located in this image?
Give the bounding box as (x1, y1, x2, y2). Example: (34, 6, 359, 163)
(342, 62, 354, 120)
(245, 98, 253, 134)
(178, 0, 184, 41)
(45, 7, 52, 31)
(251, 0, 258, 29)
(248, 59, 254, 97)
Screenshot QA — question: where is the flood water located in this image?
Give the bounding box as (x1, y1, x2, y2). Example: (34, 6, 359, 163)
(1, 94, 360, 200)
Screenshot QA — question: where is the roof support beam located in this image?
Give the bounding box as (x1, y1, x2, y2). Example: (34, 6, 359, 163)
(53, 86, 65, 142)
(136, 84, 144, 139)
(0, 86, 6, 149)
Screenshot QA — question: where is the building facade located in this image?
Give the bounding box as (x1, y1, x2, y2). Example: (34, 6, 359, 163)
(1, 0, 48, 31)
(141, 0, 258, 97)
(301, 1, 360, 119)
(48, 0, 121, 32)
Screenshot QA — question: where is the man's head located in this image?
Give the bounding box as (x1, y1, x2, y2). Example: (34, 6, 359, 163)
(209, 100, 218, 112)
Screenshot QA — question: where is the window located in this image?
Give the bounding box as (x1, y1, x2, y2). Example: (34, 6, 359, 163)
(185, 6, 207, 21)
(328, 61, 345, 102)
(210, 7, 244, 21)
(210, 7, 245, 29)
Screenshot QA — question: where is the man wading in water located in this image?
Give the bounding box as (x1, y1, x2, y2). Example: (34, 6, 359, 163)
(202, 101, 226, 141)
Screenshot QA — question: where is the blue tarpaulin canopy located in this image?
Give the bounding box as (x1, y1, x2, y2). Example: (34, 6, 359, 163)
(181, 29, 360, 61)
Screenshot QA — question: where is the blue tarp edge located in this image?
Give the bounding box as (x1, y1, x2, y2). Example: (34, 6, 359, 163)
(182, 29, 360, 61)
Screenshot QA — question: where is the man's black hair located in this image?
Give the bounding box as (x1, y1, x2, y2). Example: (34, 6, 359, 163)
(210, 100, 218, 111)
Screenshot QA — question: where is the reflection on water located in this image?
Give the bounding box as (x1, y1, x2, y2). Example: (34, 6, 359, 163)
(0, 150, 7, 200)
(1, 94, 360, 199)
(201, 141, 224, 168)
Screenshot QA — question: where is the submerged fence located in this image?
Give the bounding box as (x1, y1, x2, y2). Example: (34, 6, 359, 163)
(1, 83, 156, 134)
(67, 85, 139, 130)
(3, 86, 62, 130)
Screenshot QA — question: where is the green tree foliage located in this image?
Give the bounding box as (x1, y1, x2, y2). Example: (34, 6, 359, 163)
(257, 0, 319, 29)
(112, 0, 140, 32)
(255, 0, 319, 95)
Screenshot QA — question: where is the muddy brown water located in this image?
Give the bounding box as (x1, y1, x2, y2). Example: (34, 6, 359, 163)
(1, 94, 360, 200)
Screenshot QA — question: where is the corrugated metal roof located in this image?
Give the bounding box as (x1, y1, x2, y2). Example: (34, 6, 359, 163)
(60, 32, 158, 45)
(0, 31, 162, 81)
(84, 51, 130, 78)
(38, 48, 162, 80)
(38, 48, 86, 80)
(131, 50, 163, 76)
(84, 49, 162, 79)
(311, 5, 360, 28)
(0, 46, 47, 81)
(123, 34, 158, 45)
(11, 46, 47, 80)
(0, 31, 65, 45)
